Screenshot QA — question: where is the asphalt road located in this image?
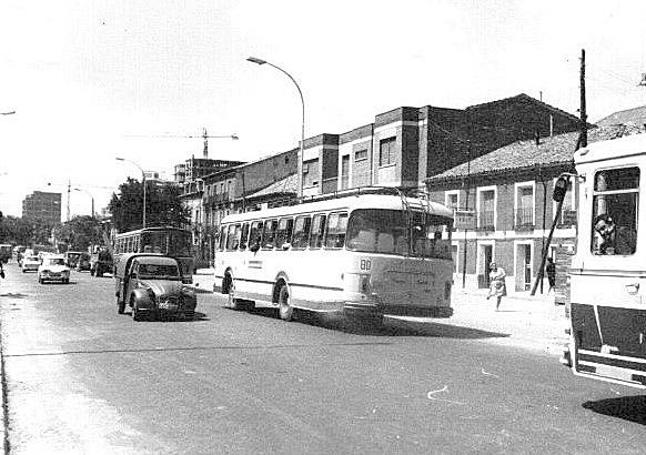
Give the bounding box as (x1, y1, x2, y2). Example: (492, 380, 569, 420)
(0, 262, 645, 454)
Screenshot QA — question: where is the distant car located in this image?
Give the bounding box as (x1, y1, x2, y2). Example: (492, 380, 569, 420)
(76, 252, 91, 272)
(90, 249, 113, 277)
(114, 253, 197, 321)
(38, 255, 71, 284)
(21, 255, 41, 273)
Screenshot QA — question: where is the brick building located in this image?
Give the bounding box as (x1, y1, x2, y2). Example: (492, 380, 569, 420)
(22, 191, 62, 224)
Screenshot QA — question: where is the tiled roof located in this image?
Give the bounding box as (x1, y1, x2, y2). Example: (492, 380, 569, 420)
(426, 124, 645, 182)
(596, 105, 646, 127)
(246, 174, 298, 199)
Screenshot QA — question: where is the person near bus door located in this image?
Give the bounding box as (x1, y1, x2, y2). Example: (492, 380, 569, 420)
(486, 262, 506, 311)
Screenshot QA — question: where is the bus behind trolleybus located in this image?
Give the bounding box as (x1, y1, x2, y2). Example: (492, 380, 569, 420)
(559, 133, 646, 389)
(113, 226, 194, 284)
(214, 188, 454, 325)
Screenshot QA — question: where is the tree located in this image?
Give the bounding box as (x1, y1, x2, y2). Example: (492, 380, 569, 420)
(0, 215, 34, 245)
(52, 216, 103, 251)
(109, 178, 190, 233)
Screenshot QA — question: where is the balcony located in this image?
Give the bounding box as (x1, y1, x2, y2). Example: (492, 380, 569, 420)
(476, 210, 495, 231)
(514, 207, 535, 231)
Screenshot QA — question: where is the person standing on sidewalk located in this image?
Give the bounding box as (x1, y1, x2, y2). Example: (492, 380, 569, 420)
(546, 257, 556, 292)
(486, 262, 506, 311)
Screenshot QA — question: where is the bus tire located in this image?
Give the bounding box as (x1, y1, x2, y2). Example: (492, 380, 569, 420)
(227, 277, 240, 310)
(278, 283, 294, 322)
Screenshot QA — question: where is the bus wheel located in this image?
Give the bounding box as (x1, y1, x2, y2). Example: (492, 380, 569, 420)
(278, 283, 294, 322)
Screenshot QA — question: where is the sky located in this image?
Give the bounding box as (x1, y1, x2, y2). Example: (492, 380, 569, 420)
(1, 0, 645, 219)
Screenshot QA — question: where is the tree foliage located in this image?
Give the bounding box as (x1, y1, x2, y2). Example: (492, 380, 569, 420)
(51, 216, 104, 251)
(108, 178, 190, 233)
(0, 215, 57, 246)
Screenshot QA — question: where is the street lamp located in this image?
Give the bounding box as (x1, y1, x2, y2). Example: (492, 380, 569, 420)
(246, 56, 305, 198)
(73, 188, 95, 218)
(115, 157, 146, 228)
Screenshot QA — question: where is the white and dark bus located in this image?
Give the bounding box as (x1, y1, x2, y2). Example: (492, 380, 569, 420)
(559, 133, 646, 388)
(214, 188, 454, 325)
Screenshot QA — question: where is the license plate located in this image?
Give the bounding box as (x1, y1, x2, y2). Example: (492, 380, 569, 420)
(159, 302, 178, 311)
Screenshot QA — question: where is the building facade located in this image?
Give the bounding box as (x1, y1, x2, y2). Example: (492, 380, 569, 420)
(22, 191, 62, 224)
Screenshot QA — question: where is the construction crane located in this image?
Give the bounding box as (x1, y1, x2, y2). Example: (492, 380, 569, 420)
(125, 128, 239, 158)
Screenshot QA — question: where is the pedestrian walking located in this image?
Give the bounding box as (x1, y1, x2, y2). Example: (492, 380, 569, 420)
(0, 261, 5, 285)
(546, 257, 556, 292)
(486, 262, 506, 311)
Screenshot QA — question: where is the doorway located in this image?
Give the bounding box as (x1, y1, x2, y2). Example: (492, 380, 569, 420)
(479, 243, 493, 288)
(515, 242, 533, 291)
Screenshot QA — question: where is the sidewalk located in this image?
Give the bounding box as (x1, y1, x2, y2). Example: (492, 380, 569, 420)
(190, 268, 569, 354)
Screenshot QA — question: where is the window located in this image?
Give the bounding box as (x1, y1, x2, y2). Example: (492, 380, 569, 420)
(515, 183, 535, 228)
(346, 209, 452, 258)
(262, 219, 278, 249)
(445, 191, 459, 213)
(591, 167, 639, 255)
(477, 187, 496, 230)
(275, 218, 294, 249)
(341, 155, 350, 190)
(324, 212, 348, 248)
(240, 223, 250, 250)
(226, 224, 240, 251)
(354, 149, 368, 162)
(309, 214, 327, 249)
(249, 221, 263, 250)
(218, 226, 226, 251)
(302, 159, 319, 187)
(292, 215, 312, 249)
(379, 137, 396, 167)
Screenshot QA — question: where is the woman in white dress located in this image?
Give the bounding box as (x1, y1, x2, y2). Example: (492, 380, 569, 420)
(486, 262, 506, 311)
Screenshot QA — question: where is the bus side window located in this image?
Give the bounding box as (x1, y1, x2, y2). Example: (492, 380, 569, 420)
(309, 214, 327, 249)
(249, 221, 263, 251)
(275, 218, 294, 250)
(226, 224, 238, 251)
(591, 167, 639, 255)
(218, 226, 227, 251)
(240, 223, 250, 250)
(292, 215, 312, 249)
(262, 219, 278, 250)
(325, 212, 348, 249)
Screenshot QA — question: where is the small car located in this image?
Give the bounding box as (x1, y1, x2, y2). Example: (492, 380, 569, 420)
(38, 255, 71, 284)
(21, 255, 41, 273)
(115, 253, 197, 321)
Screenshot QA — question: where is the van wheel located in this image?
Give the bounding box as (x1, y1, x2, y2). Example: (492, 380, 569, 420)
(131, 298, 143, 321)
(278, 283, 294, 322)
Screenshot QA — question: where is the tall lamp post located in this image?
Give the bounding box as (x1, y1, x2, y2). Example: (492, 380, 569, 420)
(246, 57, 305, 198)
(73, 188, 95, 218)
(115, 157, 146, 228)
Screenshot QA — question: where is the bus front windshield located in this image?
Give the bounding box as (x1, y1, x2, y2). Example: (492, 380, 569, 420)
(346, 209, 452, 258)
(141, 231, 192, 256)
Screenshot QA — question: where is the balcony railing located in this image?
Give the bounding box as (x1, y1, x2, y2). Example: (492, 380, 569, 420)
(514, 207, 534, 230)
(477, 210, 495, 231)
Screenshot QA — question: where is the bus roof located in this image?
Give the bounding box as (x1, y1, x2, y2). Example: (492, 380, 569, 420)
(575, 133, 646, 166)
(221, 193, 453, 224)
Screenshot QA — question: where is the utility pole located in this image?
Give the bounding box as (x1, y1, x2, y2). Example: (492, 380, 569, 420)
(67, 179, 71, 222)
(580, 49, 587, 148)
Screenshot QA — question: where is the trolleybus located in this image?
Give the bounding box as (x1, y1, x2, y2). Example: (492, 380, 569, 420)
(214, 188, 454, 324)
(559, 133, 646, 388)
(113, 226, 194, 283)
